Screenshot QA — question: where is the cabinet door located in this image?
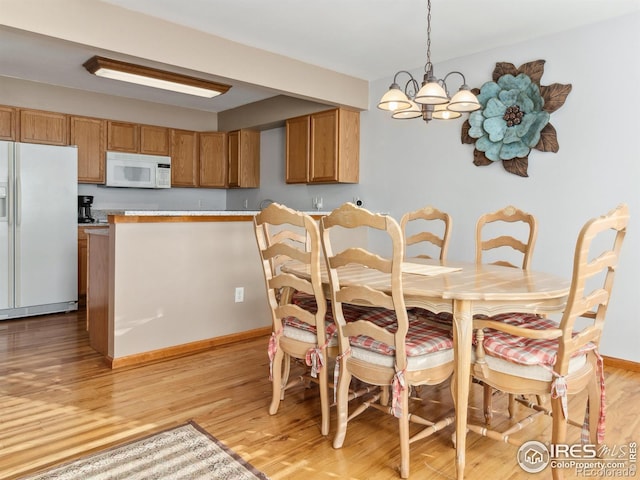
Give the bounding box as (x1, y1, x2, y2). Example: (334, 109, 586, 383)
(0, 106, 18, 141)
(70, 116, 106, 184)
(171, 129, 199, 187)
(140, 125, 170, 155)
(336, 108, 360, 184)
(227, 130, 239, 187)
(228, 130, 259, 188)
(107, 121, 139, 152)
(285, 115, 310, 184)
(199, 132, 227, 188)
(19, 109, 68, 145)
(310, 109, 339, 183)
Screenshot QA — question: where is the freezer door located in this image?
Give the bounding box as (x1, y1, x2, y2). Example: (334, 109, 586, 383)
(0, 141, 12, 310)
(15, 143, 78, 307)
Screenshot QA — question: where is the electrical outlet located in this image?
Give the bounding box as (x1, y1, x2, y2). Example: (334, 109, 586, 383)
(234, 287, 244, 303)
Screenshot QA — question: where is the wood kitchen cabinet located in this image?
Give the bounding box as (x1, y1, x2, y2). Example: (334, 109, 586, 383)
(19, 108, 68, 146)
(285, 115, 310, 184)
(140, 124, 170, 155)
(70, 115, 106, 184)
(170, 128, 199, 187)
(199, 131, 228, 188)
(0, 105, 18, 140)
(227, 129, 259, 188)
(107, 121, 139, 152)
(286, 108, 359, 184)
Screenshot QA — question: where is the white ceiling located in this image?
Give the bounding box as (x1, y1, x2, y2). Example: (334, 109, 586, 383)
(2, 0, 639, 113)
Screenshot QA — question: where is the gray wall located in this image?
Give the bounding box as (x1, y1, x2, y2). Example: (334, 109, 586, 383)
(230, 13, 640, 362)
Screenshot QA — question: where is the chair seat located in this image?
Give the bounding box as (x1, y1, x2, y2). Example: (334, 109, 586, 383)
(349, 309, 454, 370)
(477, 313, 596, 380)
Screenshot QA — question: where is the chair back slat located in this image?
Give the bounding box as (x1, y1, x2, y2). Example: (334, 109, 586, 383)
(401, 206, 452, 261)
(475, 205, 537, 269)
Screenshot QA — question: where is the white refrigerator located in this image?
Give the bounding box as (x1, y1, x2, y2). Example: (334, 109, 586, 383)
(0, 141, 78, 320)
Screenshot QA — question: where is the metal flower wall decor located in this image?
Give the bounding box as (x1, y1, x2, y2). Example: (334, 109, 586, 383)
(461, 60, 571, 177)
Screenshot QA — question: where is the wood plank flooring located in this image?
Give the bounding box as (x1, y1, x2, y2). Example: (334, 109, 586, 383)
(1, 311, 638, 479)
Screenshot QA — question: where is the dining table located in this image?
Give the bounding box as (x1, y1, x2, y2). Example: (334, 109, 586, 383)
(282, 258, 571, 479)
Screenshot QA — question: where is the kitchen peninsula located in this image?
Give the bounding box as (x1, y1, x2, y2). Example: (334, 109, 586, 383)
(86, 211, 292, 368)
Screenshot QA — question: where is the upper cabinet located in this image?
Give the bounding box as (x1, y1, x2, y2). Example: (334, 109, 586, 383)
(19, 109, 68, 146)
(199, 131, 228, 188)
(107, 121, 138, 152)
(285, 115, 310, 184)
(286, 108, 359, 184)
(0, 106, 18, 141)
(140, 125, 170, 156)
(170, 129, 199, 187)
(70, 115, 106, 184)
(227, 129, 260, 188)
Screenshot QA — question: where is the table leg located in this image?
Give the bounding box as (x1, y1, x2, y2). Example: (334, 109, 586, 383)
(452, 299, 473, 480)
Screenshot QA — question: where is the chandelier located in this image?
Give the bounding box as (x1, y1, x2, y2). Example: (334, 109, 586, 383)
(377, 0, 480, 123)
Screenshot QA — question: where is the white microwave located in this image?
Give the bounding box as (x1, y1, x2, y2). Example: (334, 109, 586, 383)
(105, 151, 171, 189)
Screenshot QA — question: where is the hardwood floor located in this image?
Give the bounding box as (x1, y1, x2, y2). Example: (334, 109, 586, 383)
(1, 311, 638, 479)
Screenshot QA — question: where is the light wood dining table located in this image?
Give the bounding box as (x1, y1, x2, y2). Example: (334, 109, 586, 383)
(283, 258, 571, 479)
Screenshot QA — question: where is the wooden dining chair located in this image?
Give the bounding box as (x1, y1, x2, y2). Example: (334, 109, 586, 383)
(475, 205, 538, 269)
(321, 202, 455, 479)
(400, 205, 452, 261)
(475, 205, 539, 420)
(254, 203, 334, 435)
(469, 204, 629, 480)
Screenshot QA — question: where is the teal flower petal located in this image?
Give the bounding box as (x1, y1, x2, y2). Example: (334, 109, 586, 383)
(516, 92, 535, 112)
(499, 141, 530, 160)
(484, 97, 506, 118)
(468, 111, 485, 139)
(477, 135, 502, 161)
(484, 116, 507, 142)
(498, 89, 519, 106)
(520, 112, 550, 147)
(477, 81, 501, 107)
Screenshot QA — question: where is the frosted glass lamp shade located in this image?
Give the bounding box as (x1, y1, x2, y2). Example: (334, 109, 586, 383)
(448, 88, 481, 112)
(432, 103, 462, 120)
(378, 85, 412, 111)
(414, 81, 449, 105)
(392, 100, 422, 119)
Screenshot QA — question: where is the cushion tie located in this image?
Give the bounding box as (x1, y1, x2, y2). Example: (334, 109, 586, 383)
(547, 348, 606, 445)
(305, 347, 325, 378)
(391, 368, 407, 418)
(333, 348, 351, 403)
(268, 328, 282, 381)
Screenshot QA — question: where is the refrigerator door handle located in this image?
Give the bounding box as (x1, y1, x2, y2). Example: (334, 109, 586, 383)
(15, 174, 20, 226)
(0, 183, 7, 222)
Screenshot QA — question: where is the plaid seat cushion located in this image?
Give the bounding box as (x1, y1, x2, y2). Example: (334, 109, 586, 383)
(349, 309, 454, 357)
(283, 292, 376, 342)
(481, 313, 596, 367)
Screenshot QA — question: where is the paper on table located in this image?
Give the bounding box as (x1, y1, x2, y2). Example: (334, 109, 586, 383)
(401, 262, 462, 276)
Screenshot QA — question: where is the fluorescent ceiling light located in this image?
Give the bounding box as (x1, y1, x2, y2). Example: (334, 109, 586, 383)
(83, 56, 231, 98)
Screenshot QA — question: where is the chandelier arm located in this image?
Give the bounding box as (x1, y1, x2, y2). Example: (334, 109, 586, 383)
(442, 71, 468, 89)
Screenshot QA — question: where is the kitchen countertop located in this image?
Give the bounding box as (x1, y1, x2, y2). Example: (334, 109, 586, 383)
(111, 210, 331, 216)
(101, 210, 332, 223)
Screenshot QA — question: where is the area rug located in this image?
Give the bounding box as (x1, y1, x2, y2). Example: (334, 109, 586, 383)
(21, 421, 270, 480)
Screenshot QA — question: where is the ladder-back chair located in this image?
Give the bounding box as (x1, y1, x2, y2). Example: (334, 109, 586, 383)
(322, 202, 455, 478)
(470, 204, 629, 480)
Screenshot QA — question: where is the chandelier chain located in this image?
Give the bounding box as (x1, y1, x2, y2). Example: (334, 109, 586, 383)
(426, 0, 432, 71)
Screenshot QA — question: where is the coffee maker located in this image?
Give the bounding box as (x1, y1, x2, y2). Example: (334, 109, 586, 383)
(78, 195, 95, 223)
